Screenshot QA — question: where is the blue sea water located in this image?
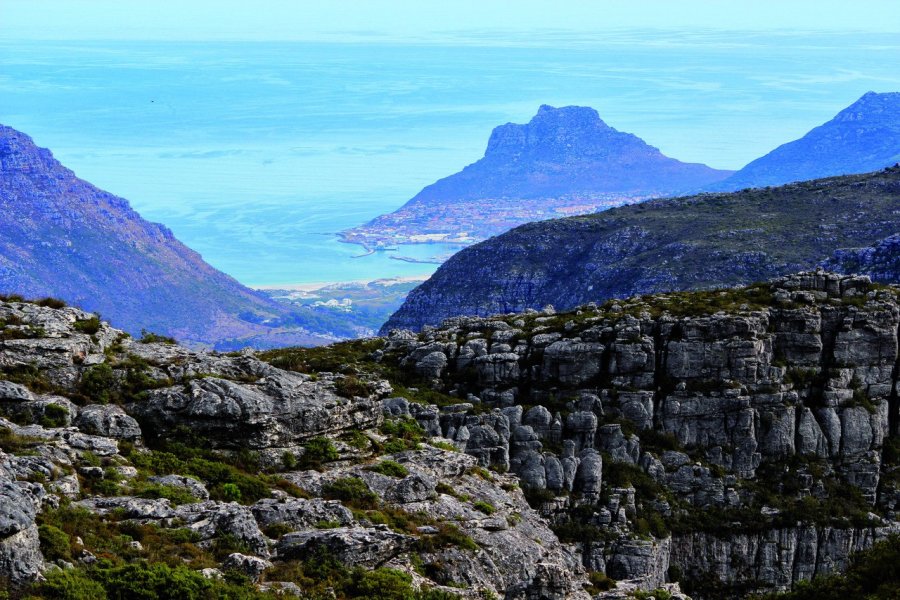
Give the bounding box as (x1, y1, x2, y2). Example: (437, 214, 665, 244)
(1, 31, 899, 287)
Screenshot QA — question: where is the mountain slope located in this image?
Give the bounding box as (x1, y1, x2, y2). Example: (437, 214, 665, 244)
(711, 91, 900, 191)
(0, 124, 327, 348)
(383, 166, 900, 333)
(342, 105, 733, 247)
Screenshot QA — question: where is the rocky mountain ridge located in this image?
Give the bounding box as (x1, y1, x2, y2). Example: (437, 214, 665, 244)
(711, 91, 900, 192)
(384, 166, 900, 333)
(0, 124, 334, 350)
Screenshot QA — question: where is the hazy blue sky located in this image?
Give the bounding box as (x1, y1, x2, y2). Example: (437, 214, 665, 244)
(5, 1, 900, 41)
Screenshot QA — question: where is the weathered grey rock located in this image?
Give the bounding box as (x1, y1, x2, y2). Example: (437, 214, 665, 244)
(251, 497, 354, 533)
(0, 525, 42, 585)
(573, 449, 603, 499)
(77, 496, 175, 520)
(415, 351, 447, 380)
(670, 524, 900, 597)
(175, 501, 269, 557)
(383, 472, 438, 504)
(275, 526, 414, 567)
(147, 475, 209, 500)
(597, 424, 639, 464)
(796, 407, 828, 457)
(0, 381, 31, 403)
(566, 410, 597, 453)
(543, 340, 604, 386)
(129, 369, 386, 450)
(75, 404, 142, 440)
(221, 552, 273, 582)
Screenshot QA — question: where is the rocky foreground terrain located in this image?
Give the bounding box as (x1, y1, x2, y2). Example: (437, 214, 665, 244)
(2, 271, 900, 599)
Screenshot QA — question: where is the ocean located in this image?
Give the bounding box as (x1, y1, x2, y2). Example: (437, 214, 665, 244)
(2, 30, 898, 287)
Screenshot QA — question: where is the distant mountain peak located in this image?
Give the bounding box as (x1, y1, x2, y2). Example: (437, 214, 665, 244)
(341, 104, 733, 249)
(485, 104, 628, 158)
(711, 91, 900, 191)
(832, 90, 900, 122)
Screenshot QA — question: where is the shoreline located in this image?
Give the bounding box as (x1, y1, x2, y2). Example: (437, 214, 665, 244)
(254, 275, 427, 292)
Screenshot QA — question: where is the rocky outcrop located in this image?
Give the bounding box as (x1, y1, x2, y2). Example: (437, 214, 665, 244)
(383, 272, 900, 598)
(0, 473, 43, 584)
(0, 298, 590, 598)
(824, 234, 900, 284)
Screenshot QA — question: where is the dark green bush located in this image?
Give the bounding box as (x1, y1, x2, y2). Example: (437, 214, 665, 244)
(300, 437, 340, 469)
(333, 375, 374, 398)
(73, 317, 101, 335)
(139, 329, 177, 344)
(40, 403, 69, 428)
(37, 568, 107, 600)
(38, 524, 72, 561)
(78, 363, 116, 404)
(473, 500, 496, 515)
(322, 477, 378, 508)
(366, 460, 409, 478)
(36, 297, 67, 309)
(133, 482, 199, 506)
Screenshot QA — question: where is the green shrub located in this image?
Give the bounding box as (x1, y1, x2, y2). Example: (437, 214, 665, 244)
(430, 440, 458, 452)
(343, 430, 370, 450)
(473, 500, 496, 515)
(220, 482, 242, 502)
(37, 568, 107, 600)
(41, 403, 69, 428)
(334, 375, 374, 398)
(585, 571, 615, 594)
(36, 297, 67, 309)
(133, 482, 199, 506)
(38, 524, 72, 561)
(78, 364, 116, 404)
(522, 487, 556, 508)
(418, 523, 478, 553)
(366, 460, 409, 478)
(344, 567, 414, 600)
(73, 317, 101, 335)
(322, 477, 378, 508)
(0, 426, 41, 453)
(139, 329, 177, 344)
(301, 437, 340, 469)
(281, 451, 298, 470)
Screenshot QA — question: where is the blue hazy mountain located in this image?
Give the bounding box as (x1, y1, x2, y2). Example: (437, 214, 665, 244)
(711, 91, 900, 191)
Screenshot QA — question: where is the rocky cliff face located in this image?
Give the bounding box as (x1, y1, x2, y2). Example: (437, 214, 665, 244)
(0, 298, 590, 599)
(0, 124, 332, 350)
(711, 91, 900, 192)
(383, 166, 900, 333)
(823, 234, 900, 284)
(3, 272, 899, 599)
(341, 105, 732, 247)
(378, 272, 900, 598)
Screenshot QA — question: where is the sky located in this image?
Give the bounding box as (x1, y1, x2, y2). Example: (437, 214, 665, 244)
(4, 0, 900, 41)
